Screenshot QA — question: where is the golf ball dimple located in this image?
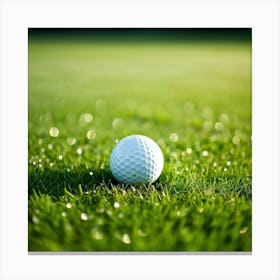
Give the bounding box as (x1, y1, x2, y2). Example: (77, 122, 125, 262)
(109, 135, 164, 185)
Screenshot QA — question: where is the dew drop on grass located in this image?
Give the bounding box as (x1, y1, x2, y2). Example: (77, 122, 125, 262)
(49, 162, 53, 167)
(77, 148, 83, 155)
(66, 202, 72, 209)
(232, 135, 240, 145)
(227, 161, 231, 166)
(202, 150, 208, 157)
(114, 202, 120, 208)
(67, 137, 76, 145)
(32, 161, 36, 165)
(96, 208, 105, 214)
(48, 144, 53, 150)
(49, 127, 59, 137)
(186, 148, 192, 154)
(220, 113, 230, 123)
(67, 168, 71, 172)
(240, 226, 248, 234)
(79, 113, 93, 125)
(122, 234, 131, 244)
(169, 133, 178, 142)
(61, 211, 67, 217)
(112, 118, 123, 129)
(32, 216, 39, 224)
(58, 155, 63, 160)
(214, 122, 223, 131)
(38, 138, 43, 145)
(118, 212, 124, 219)
(81, 213, 88, 221)
(89, 171, 93, 176)
(91, 228, 103, 240)
(87, 129, 96, 140)
(138, 229, 147, 237)
(224, 168, 228, 172)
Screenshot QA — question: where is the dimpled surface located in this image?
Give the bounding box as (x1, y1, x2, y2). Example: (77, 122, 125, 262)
(110, 135, 164, 185)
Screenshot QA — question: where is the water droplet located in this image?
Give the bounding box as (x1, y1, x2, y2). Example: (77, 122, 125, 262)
(32, 161, 36, 165)
(67, 137, 76, 145)
(81, 213, 88, 221)
(199, 207, 204, 213)
(32, 216, 39, 224)
(89, 171, 93, 176)
(112, 118, 123, 129)
(240, 226, 248, 234)
(232, 136, 240, 145)
(79, 113, 93, 125)
(67, 168, 71, 172)
(186, 147, 192, 154)
(38, 139, 43, 145)
(202, 150, 208, 157)
(61, 211, 67, 217)
(214, 122, 224, 131)
(58, 155, 63, 160)
(39, 164, 42, 168)
(138, 229, 147, 237)
(66, 202, 72, 209)
(49, 127, 59, 137)
(48, 144, 53, 150)
(227, 161, 231, 166)
(114, 202, 120, 208)
(77, 148, 83, 155)
(224, 168, 228, 172)
(213, 162, 217, 167)
(91, 228, 103, 240)
(169, 133, 178, 142)
(122, 234, 131, 244)
(87, 129, 96, 140)
(96, 208, 105, 214)
(118, 212, 124, 219)
(49, 162, 53, 167)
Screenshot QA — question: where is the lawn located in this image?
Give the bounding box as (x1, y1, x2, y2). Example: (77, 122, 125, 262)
(28, 30, 252, 251)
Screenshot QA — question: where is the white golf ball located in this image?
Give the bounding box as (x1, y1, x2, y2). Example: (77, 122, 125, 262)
(109, 135, 164, 185)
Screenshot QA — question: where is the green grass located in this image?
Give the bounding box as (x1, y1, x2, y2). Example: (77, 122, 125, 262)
(28, 39, 252, 251)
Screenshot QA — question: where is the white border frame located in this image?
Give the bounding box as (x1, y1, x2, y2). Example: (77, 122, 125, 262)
(0, 0, 279, 279)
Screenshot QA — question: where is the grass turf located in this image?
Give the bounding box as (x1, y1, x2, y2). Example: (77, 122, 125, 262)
(28, 38, 252, 251)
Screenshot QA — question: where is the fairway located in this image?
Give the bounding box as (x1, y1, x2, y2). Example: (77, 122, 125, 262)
(28, 29, 252, 251)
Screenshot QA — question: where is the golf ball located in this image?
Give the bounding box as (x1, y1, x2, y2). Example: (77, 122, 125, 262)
(110, 135, 164, 185)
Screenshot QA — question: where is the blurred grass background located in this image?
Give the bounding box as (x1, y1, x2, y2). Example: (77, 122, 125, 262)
(28, 28, 251, 251)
